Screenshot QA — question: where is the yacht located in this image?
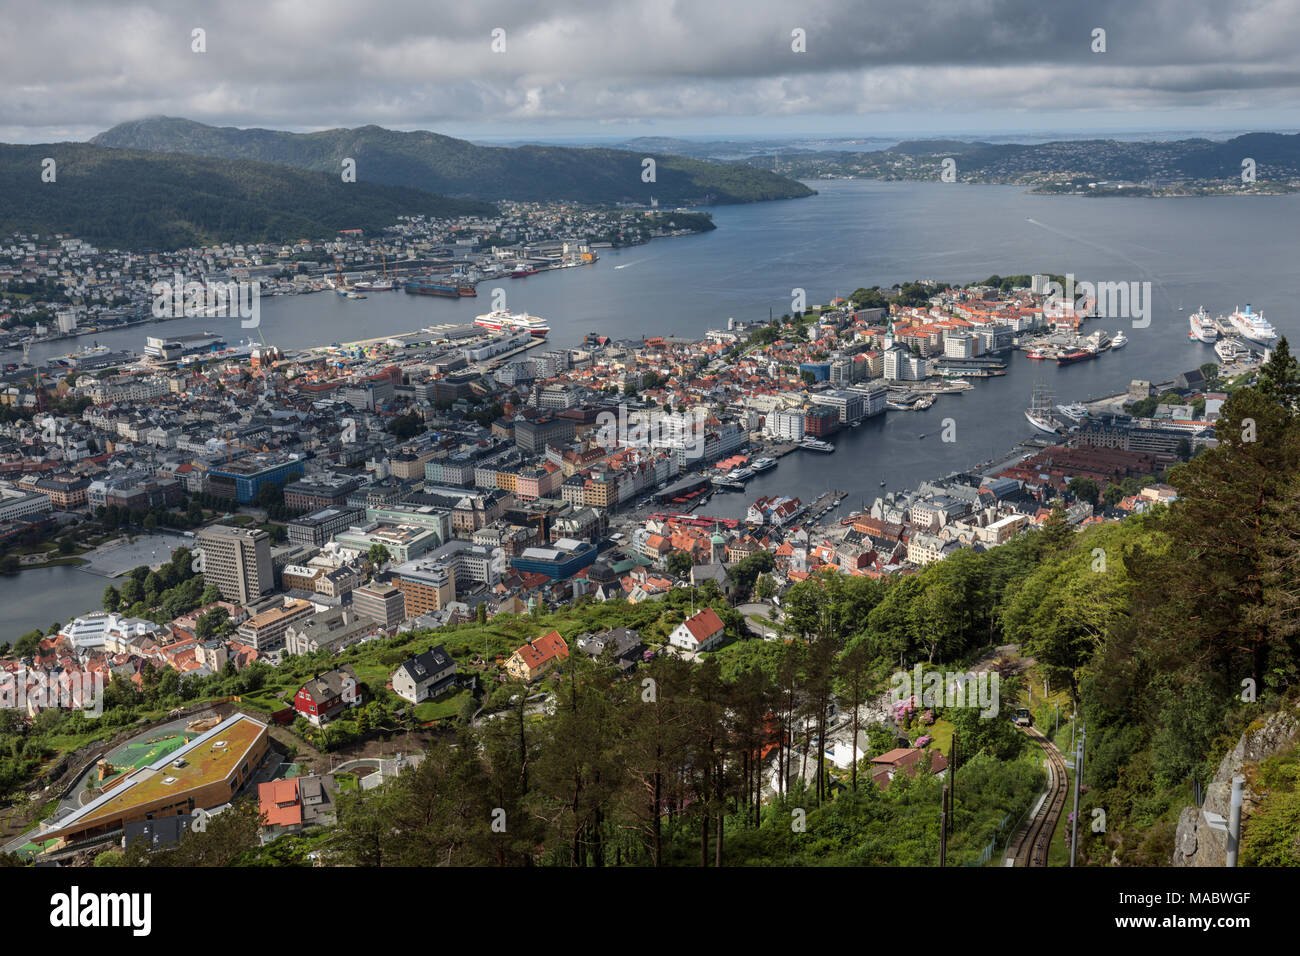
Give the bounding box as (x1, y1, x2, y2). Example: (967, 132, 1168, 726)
(1110, 330, 1128, 349)
(1056, 402, 1089, 423)
(1228, 304, 1277, 344)
(1188, 307, 1219, 343)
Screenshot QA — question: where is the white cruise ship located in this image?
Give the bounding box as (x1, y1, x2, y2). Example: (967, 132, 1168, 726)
(1187, 307, 1219, 343)
(473, 309, 551, 337)
(1228, 304, 1277, 344)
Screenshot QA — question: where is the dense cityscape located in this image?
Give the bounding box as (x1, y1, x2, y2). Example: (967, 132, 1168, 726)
(1, 2, 1295, 939)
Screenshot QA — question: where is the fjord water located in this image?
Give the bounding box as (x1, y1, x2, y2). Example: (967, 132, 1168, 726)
(4, 181, 1296, 587)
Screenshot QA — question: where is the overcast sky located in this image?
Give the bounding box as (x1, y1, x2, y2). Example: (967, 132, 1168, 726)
(3, 0, 1299, 144)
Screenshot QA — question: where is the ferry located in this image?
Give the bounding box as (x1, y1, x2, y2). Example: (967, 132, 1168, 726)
(1188, 307, 1219, 343)
(1228, 304, 1277, 344)
(750, 456, 776, 473)
(473, 309, 551, 337)
(726, 468, 755, 482)
(800, 438, 835, 453)
(1215, 337, 1250, 363)
(1110, 330, 1128, 349)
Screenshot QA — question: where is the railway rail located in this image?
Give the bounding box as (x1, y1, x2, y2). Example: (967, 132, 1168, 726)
(1007, 725, 1069, 867)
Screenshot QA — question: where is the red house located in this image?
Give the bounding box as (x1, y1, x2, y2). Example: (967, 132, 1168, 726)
(293, 664, 360, 727)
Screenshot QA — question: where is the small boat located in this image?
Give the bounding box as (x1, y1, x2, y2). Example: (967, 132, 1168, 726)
(918, 433, 926, 440)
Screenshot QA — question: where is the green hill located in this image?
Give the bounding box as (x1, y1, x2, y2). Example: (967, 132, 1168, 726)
(0, 142, 496, 250)
(91, 116, 817, 205)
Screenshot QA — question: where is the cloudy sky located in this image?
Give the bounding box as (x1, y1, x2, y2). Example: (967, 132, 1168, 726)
(3, 0, 1299, 143)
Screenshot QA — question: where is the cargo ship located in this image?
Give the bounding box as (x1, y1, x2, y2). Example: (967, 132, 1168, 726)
(457, 285, 477, 297)
(405, 279, 460, 297)
(473, 309, 550, 337)
(1056, 347, 1098, 366)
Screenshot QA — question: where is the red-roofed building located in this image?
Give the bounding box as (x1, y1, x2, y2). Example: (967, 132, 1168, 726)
(870, 747, 949, 788)
(506, 630, 570, 682)
(668, 606, 727, 653)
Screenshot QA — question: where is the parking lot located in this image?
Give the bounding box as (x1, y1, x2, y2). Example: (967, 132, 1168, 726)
(79, 531, 194, 577)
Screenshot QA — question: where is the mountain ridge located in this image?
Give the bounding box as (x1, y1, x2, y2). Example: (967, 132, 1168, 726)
(91, 117, 817, 206)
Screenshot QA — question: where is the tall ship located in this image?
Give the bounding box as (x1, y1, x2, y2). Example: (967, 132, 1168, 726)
(1025, 381, 1061, 434)
(1187, 306, 1219, 343)
(405, 278, 460, 297)
(473, 309, 550, 337)
(1228, 304, 1277, 344)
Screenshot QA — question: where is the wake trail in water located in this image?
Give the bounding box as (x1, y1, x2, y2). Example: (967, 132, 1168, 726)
(1024, 217, 1175, 308)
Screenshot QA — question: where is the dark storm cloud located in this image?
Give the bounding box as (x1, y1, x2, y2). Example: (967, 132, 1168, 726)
(1, 0, 1296, 140)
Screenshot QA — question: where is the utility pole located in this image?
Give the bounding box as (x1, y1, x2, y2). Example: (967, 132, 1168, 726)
(948, 733, 958, 838)
(1226, 775, 1244, 867)
(1070, 725, 1086, 867)
(939, 785, 948, 867)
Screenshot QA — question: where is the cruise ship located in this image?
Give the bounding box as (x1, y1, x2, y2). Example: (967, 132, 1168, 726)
(1228, 304, 1277, 344)
(1188, 307, 1219, 343)
(473, 309, 551, 337)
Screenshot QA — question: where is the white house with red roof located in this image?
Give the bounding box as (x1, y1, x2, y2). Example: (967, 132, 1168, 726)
(668, 607, 727, 653)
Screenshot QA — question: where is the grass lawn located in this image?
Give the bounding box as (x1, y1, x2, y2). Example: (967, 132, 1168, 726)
(413, 689, 470, 723)
(335, 772, 358, 792)
(918, 716, 954, 756)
